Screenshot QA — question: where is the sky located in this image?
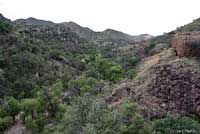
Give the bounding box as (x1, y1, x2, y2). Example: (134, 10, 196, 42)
(0, 0, 200, 36)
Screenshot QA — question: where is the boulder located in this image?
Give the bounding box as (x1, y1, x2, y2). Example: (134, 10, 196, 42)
(105, 81, 131, 104)
(171, 32, 200, 57)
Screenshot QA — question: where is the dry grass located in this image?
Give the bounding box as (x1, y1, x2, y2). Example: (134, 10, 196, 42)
(136, 48, 176, 80)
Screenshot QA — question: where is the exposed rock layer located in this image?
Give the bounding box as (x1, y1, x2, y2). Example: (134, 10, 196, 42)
(107, 49, 200, 119)
(171, 32, 200, 57)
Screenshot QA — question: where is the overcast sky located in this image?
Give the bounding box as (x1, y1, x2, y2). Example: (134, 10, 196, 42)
(0, 0, 200, 35)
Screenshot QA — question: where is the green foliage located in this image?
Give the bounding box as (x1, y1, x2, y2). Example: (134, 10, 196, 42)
(108, 65, 123, 82)
(128, 57, 141, 67)
(145, 43, 156, 54)
(87, 56, 124, 82)
(126, 69, 137, 79)
(25, 116, 46, 133)
(119, 101, 149, 134)
(20, 98, 39, 123)
(149, 43, 156, 50)
(0, 21, 12, 34)
(86, 77, 97, 88)
(49, 50, 65, 59)
(67, 76, 98, 95)
(3, 97, 20, 121)
(152, 116, 200, 134)
(13, 80, 34, 99)
(0, 116, 13, 133)
(52, 81, 64, 97)
(43, 97, 149, 134)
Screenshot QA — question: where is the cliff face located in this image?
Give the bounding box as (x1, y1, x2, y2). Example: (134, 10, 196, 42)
(147, 59, 200, 118)
(107, 48, 200, 119)
(172, 32, 200, 57)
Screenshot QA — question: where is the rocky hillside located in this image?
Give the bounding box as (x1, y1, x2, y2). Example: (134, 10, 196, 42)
(107, 31, 200, 120)
(1, 13, 200, 134)
(0, 14, 92, 97)
(15, 17, 55, 26)
(14, 17, 153, 45)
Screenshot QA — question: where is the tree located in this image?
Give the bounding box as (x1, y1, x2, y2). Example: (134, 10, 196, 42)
(107, 65, 123, 82)
(120, 101, 148, 134)
(0, 21, 12, 34)
(0, 116, 13, 133)
(3, 97, 20, 122)
(152, 116, 200, 134)
(20, 98, 39, 123)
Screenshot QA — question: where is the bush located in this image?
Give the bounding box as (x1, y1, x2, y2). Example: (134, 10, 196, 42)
(68, 77, 98, 94)
(43, 97, 150, 134)
(108, 65, 123, 82)
(0, 108, 7, 118)
(152, 116, 200, 134)
(145, 43, 156, 54)
(128, 57, 140, 67)
(3, 97, 20, 121)
(120, 101, 150, 134)
(0, 116, 13, 133)
(0, 21, 12, 34)
(149, 43, 156, 50)
(20, 98, 39, 123)
(25, 116, 46, 133)
(126, 69, 137, 79)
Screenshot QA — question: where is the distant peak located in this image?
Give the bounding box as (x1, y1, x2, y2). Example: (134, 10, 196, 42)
(14, 17, 54, 26)
(103, 29, 119, 33)
(63, 21, 80, 27)
(26, 17, 38, 20)
(0, 13, 10, 22)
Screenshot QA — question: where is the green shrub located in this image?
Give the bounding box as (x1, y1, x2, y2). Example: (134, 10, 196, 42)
(0, 116, 13, 133)
(0, 21, 12, 34)
(86, 77, 97, 88)
(43, 97, 150, 134)
(145, 43, 156, 53)
(119, 101, 150, 134)
(68, 77, 98, 94)
(3, 97, 20, 121)
(149, 43, 156, 50)
(152, 116, 200, 134)
(128, 57, 140, 67)
(25, 116, 46, 133)
(20, 98, 39, 123)
(126, 69, 137, 79)
(0, 108, 7, 118)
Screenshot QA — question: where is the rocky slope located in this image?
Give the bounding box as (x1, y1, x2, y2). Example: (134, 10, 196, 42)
(14, 17, 153, 45)
(15, 17, 54, 26)
(0, 14, 91, 97)
(107, 35, 200, 119)
(105, 16, 200, 120)
(2, 12, 200, 122)
(172, 32, 200, 57)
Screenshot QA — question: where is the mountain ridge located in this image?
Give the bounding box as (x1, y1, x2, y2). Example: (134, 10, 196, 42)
(14, 16, 153, 44)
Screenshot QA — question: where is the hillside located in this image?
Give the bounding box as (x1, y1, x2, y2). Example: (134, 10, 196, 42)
(14, 17, 153, 45)
(0, 13, 200, 134)
(150, 17, 200, 44)
(15, 17, 55, 26)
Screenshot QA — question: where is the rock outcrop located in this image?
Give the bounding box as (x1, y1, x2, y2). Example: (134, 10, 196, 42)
(136, 58, 200, 119)
(171, 32, 200, 57)
(106, 81, 131, 103)
(145, 59, 200, 118)
(107, 49, 200, 119)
